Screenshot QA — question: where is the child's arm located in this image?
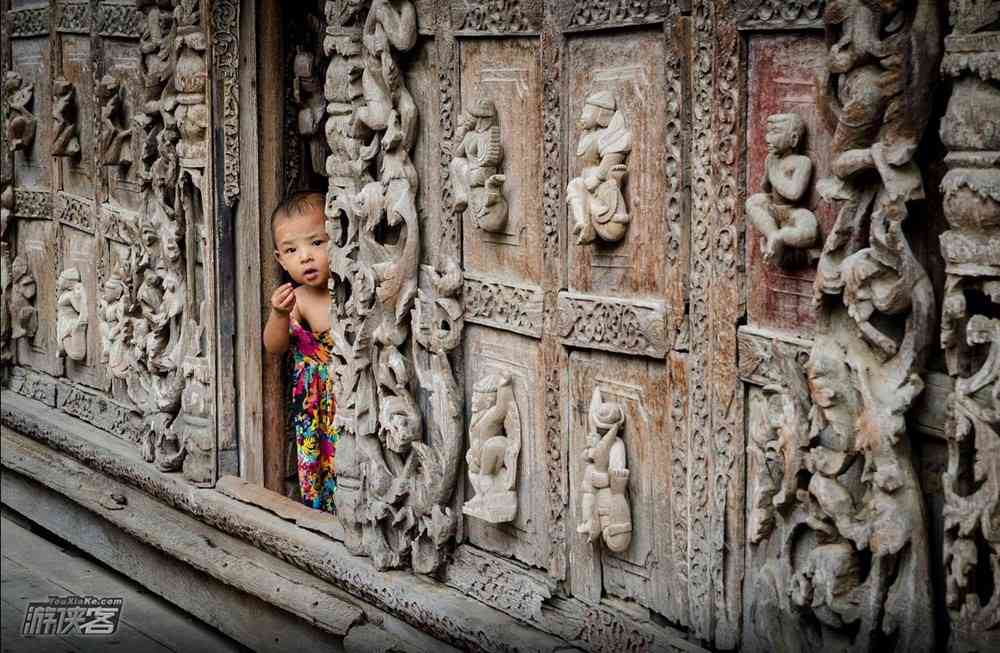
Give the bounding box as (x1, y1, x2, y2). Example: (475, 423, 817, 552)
(263, 283, 296, 354)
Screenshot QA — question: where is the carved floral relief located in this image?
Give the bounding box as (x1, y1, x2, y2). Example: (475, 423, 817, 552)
(567, 91, 632, 246)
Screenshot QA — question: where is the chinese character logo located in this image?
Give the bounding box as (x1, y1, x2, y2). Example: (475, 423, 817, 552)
(22, 596, 123, 636)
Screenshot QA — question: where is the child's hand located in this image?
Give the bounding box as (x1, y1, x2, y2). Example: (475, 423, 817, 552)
(271, 283, 296, 315)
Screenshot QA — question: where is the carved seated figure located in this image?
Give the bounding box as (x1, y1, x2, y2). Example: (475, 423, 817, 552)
(746, 113, 818, 266)
(567, 91, 632, 246)
(577, 387, 632, 552)
(463, 372, 521, 524)
(56, 268, 88, 362)
(450, 98, 508, 232)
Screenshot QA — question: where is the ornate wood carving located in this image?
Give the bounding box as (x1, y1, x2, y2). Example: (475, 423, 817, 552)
(939, 2, 1000, 650)
(13, 190, 51, 219)
(8, 255, 38, 345)
(746, 112, 818, 267)
(58, 1, 91, 34)
(463, 372, 522, 523)
(557, 291, 667, 358)
(324, 0, 465, 574)
(97, 74, 133, 168)
(54, 192, 94, 233)
(736, 1, 825, 31)
(56, 267, 88, 361)
(451, 98, 509, 233)
(564, 1, 669, 31)
(578, 386, 632, 553)
(455, 0, 535, 33)
(463, 272, 543, 337)
(9, 6, 50, 38)
(211, 0, 240, 207)
(4, 72, 35, 153)
(97, 1, 144, 38)
(51, 78, 81, 158)
(748, 2, 943, 652)
(566, 91, 632, 246)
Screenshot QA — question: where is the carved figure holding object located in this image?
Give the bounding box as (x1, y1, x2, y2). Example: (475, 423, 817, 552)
(463, 372, 521, 523)
(4, 71, 36, 153)
(57, 268, 88, 362)
(450, 98, 509, 232)
(577, 386, 632, 552)
(567, 91, 632, 246)
(52, 79, 81, 158)
(746, 113, 818, 266)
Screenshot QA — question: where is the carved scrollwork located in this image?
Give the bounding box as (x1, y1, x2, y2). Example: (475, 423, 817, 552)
(451, 98, 509, 233)
(735, 0, 824, 30)
(750, 2, 943, 651)
(98, 2, 144, 38)
(567, 91, 632, 246)
(51, 79, 81, 158)
(578, 386, 632, 553)
(557, 292, 667, 358)
(4, 72, 36, 154)
(463, 372, 522, 524)
(458, 0, 532, 33)
(56, 268, 88, 362)
(463, 274, 542, 337)
(9, 6, 50, 37)
(566, 0, 667, 30)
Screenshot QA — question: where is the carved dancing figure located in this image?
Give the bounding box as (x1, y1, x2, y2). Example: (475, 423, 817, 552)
(450, 98, 508, 232)
(52, 79, 81, 158)
(567, 91, 632, 246)
(746, 113, 818, 266)
(56, 268, 88, 362)
(463, 372, 521, 523)
(4, 72, 36, 153)
(98, 74, 133, 168)
(577, 387, 632, 553)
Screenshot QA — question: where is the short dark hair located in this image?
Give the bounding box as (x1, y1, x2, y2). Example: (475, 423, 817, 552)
(271, 190, 325, 239)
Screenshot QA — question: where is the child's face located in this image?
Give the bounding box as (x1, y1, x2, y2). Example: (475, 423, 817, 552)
(273, 207, 330, 288)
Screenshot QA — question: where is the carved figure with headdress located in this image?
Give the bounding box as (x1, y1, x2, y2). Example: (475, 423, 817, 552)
(463, 372, 521, 523)
(578, 386, 632, 552)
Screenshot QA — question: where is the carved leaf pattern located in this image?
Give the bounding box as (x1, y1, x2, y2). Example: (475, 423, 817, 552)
(559, 298, 651, 354)
(10, 7, 50, 37)
(464, 278, 541, 335)
(735, 0, 823, 29)
(568, 0, 666, 28)
(98, 3, 144, 38)
(58, 2, 91, 33)
(211, 0, 240, 206)
(461, 0, 530, 32)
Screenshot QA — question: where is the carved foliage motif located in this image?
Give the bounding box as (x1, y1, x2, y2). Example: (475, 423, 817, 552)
(566, 1, 667, 29)
(13, 190, 51, 219)
(97, 2, 144, 38)
(578, 386, 632, 553)
(59, 1, 91, 33)
(463, 274, 542, 337)
(323, 0, 465, 574)
(750, 3, 943, 651)
(459, 0, 531, 33)
(939, 3, 1000, 649)
(9, 6, 50, 37)
(451, 98, 509, 233)
(211, 0, 240, 206)
(4, 72, 36, 153)
(557, 293, 666, 358)
(463, 372, 522, 524)
(567, 91, 632, 246)
(735, 0, 824, 30)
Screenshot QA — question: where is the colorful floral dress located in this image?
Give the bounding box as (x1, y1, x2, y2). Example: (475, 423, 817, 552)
(289, 318, 338, 513)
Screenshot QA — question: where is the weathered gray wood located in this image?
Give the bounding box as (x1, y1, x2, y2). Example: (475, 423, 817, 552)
(1, 427, 366, 637)
(1, 468, 344, 653)
(216, 474, 344, 541)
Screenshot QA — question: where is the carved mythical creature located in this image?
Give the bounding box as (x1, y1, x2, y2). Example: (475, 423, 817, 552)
(746, 113, 818, 266)
(98, 74, 133, 168)
(56, 268, 88, 362)
(450, 98, 509, 232)
(52, 79, 81, 158)
(567, 91, 632, 245)
(4, 72, 36, 153)
(463, 372, 521, 523)
(9, 256, 38, 342)
(578, 387, 632, 553)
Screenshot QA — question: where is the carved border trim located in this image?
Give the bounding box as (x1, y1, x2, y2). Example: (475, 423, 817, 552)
(13, 189, 51, 219)
(57, 1, 91, 34)
(9, 6, 50, 38)
(438, 36, 460, 252)
(735, 0, 825, 31)
(54, 192, 95, 233)
(452, 0, 540, 34)
(97, 2, 143, 38)
(463, 273, 544, 338)
(561, 0, 670, 33)
(211, 0, 240, 207)
(556, 291, 668, 358)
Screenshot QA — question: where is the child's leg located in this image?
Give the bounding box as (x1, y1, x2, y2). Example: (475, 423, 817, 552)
(317, 427, 339, 514)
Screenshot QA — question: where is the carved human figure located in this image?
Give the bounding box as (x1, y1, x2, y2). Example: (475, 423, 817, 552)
(98, 74, 133, 168)
(99, 266, 132, 372)
(746, 113, 818, 265)
(567, 91, 632, 245)
(173, 25, 209, 163)
(56, 268, 88, 362)
(577, 387, 632, 553)
(52, 79, 81, 158)
(450, 98, 508, 232)
(9, 256, 38, 342)
(463, 372, 521, 523)
(4, 71, 36, 153)
(138, 0, 174, 103)
(294, 48, 328, 177)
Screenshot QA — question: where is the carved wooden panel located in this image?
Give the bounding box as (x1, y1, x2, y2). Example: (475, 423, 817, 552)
(459, 37, 543, 289)
(100, 38, 143, 213)
(745, 34, 834, 335)
(14, 218, 61, 376)
(9, 35, 51, 189)
(57, 35, 94, 197)
(463, 326, 548, 568)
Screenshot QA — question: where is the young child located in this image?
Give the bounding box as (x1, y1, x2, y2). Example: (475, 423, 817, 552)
(263, 191, 338, 513)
